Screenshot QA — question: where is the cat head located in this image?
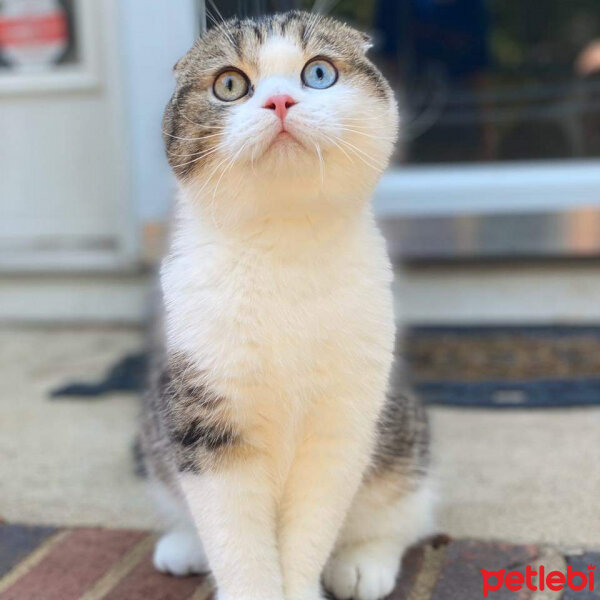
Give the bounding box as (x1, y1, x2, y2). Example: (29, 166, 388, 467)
(163, 11, 398, 218)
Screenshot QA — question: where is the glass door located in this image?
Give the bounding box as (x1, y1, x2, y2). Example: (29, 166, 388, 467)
(199, 0, 600, 259)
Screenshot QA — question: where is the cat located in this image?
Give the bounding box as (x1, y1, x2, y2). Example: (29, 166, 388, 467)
(140, 11, 433, 600)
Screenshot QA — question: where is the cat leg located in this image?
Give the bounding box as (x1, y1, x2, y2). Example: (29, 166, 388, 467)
(323, 474, 435, 600)
(140, 397, 209, 576)
(145, 353, 284, 599)
(278, 410, 374, 600)
(150, 480, 210, 576)
(180, 455, 284, 600)
(154, 529, 210, 577)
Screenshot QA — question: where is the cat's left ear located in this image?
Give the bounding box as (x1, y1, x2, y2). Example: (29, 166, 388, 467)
(359, 32, 373, 53)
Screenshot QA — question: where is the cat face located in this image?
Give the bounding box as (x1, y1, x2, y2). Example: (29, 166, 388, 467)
(163, 11, 398, 208)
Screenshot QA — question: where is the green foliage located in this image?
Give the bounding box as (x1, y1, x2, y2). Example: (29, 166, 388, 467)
(490, 0, 600, 74)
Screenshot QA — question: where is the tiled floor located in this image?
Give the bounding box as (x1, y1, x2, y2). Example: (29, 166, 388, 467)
(1, 525, 598, 599)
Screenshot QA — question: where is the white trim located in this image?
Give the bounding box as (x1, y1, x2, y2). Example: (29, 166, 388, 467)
(379, 210, 600, 261)
(0, 69, 99, 94)
(0, 274, 149, 324)
(374, 160, 600, 218)
(395, 262, 600, 325)
(119, 0, 199, 226)
(105, 0, 138, 266)
(0, 0, 100, 95)
(6, 263, 600, 325)
(0, 249, 138, 273)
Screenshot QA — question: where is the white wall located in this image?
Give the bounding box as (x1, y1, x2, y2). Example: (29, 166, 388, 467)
(119, 0, 199, 223)
(0, 0, 134, 271)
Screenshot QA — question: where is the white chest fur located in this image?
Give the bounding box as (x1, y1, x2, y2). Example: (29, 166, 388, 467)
(161, 199, 395, 438)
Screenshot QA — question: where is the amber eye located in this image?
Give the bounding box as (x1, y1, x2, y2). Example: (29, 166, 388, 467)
(213, 69, 250, 102)
(301, 58, 338, 89)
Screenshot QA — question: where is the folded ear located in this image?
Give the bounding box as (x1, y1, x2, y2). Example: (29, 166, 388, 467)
(172, 53, 192, 80)
(359, 31, 373, 53)
(173, 57, 187, 78)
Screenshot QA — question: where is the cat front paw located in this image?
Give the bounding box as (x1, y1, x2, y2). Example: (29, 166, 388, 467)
(153, 530, 210, 576)
(323, 542, 400, 600)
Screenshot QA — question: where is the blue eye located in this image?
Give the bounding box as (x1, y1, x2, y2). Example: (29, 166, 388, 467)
(301, 58, 338, 89)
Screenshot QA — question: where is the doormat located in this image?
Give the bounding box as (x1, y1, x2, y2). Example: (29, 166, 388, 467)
(51, 327, 600, 408)
(408, 326, 600, 408)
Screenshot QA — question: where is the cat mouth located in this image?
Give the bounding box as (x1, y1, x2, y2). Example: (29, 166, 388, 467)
(274, 131, 298, 143)
(266, 129, 303, 151)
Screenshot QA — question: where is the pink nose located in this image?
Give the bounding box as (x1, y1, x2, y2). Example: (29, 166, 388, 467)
(263, 94, 297, 121)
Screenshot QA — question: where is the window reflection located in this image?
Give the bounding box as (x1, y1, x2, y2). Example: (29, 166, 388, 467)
(210, 0, 600, 165)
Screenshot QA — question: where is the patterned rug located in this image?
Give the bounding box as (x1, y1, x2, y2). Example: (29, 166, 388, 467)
(1, 524, 598, 599)
(407, 326, 600, 408)
(51, 326, 600, 409)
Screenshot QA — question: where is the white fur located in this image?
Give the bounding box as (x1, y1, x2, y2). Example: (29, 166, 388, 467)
(166, 199, 395, 600)
(150, 480, 211, 575)
(154, 529, 209, 576)
(157, 31, 431, 600)
(324, 480, 436, 600)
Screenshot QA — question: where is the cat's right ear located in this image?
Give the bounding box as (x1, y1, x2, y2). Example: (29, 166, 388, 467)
(359, 32, 373, 53)
(173, 58, 184, 78)
(172, 56, 190, 81)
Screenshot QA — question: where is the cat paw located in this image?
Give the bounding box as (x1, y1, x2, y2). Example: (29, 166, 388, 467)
(323, 542, 400, 600)
(153, 530, 210, 576)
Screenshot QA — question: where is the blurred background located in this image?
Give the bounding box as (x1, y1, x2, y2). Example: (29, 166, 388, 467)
(1, 0, 599, 575)
(3, 0, 600, 322)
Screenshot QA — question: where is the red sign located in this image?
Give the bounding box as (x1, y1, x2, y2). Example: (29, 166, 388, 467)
(0, 13, 67, 47)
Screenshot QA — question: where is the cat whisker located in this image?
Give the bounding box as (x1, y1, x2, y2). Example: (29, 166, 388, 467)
(338, 127, 396, 142)
(212, 141, 248, 201)
(166, 110, 227, 131)
(339, 138, 381, 167)
(162, 129, 225, 142)
(331, 135, 381, 171)
(193, 150, 236, 195)
(341, 116, 383, 122)
(312, 0, 342, 16)
(166, 135, 226, 155)
(320, 132, 356, 165)
(173, 145, 223, 171)
(168, 146, 222, 159)
(168, 141, 223, 157)
(205, 0, 227, 27)
(165, 122, 227, 134)
(173, 97, 206, 130)
(205, 2, 237, 51)
(304, 10, 322, 43)
(206, 0, 232, 35)
(171, 86, 230, 132)
(311, 0, 326, 15)
(312, 141, 324, 184)
(206, 16, 236, 51)
(175, 108, 225, 131)
(188, 151, 236, 229)
(250, 144, 258, 176)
